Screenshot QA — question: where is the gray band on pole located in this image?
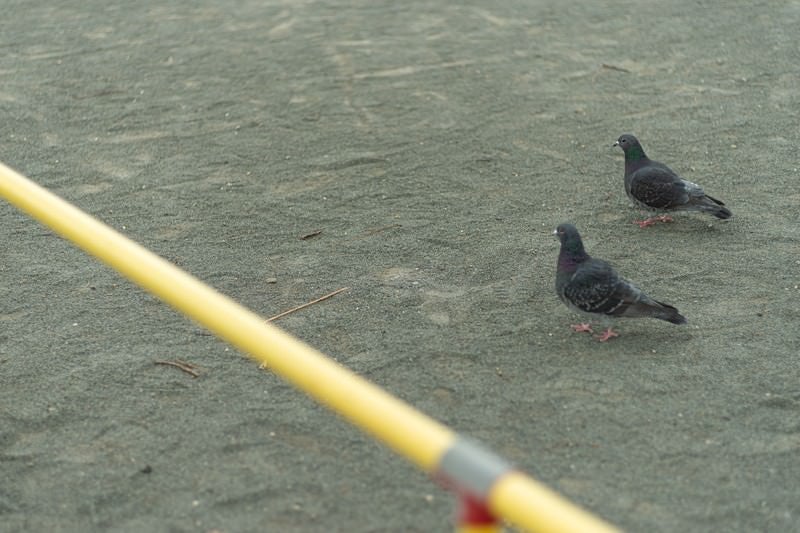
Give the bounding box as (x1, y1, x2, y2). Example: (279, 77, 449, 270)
(438, 437, 514, 496)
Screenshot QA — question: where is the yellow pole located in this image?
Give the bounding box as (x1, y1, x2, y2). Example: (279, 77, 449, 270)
(0, 161, 452, 469)
(0, 161, 619, 533)
(490, 472, 619, 533)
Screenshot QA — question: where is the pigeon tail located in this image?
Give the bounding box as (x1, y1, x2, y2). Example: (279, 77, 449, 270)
(690, 194, 733, 219)
(651, 301, 688, 325)
(709, 204, 733, 220)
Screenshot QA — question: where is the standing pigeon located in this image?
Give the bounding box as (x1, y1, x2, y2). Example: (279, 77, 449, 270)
(614, 134, 732, 227)
(554, 223, 687, 341)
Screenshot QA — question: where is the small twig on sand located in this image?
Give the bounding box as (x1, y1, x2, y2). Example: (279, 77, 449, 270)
(345, 223, 403, 242)
(601, 63, 630, 73)
(154, 359, 201, 378)
(266, 287, 349, 322)
(300, 229, 323, 240)
(362, 223, 402, 236)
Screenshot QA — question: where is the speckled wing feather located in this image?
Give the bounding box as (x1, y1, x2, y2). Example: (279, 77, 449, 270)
(561, 258, 630, 317)
(627, 165, 690, 210)
(560, 258, 686, 323)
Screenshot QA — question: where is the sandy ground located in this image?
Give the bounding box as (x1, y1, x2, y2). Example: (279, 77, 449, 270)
(1, 1, 799, 531)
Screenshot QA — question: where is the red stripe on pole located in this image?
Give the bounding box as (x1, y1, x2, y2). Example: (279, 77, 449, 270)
(458, 492, 498, 526)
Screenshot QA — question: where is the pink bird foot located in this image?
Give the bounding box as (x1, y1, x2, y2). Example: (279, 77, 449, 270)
(595, 328, 619, 342)
(633, 214, 674, 228)
(570, 323, 593, 333)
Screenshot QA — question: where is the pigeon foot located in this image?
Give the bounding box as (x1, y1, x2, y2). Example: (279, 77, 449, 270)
(595, 328, 619, 342)
(634, 215, 674, 228)
(570, 323, 593, 333)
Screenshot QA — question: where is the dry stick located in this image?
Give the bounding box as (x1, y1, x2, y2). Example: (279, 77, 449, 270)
(266, 287, 349, 322)
(363, 223, 402, 236)
(601, 63, 630, 73)
(346, 223, 402, 242)
(154, 359, 201, 377)
(300, 229, 323, 240)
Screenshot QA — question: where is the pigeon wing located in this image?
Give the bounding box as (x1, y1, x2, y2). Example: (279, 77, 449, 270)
(562, 259, 627, 316)
(628, 165, 689, 209)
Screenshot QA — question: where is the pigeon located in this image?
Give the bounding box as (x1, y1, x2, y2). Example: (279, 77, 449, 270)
(554, 223, 687, 341)
(614, 134, 732, 227)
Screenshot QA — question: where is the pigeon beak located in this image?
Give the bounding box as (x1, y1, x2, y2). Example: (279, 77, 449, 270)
(612, 141, 619, 147)
(552, 229, 558, 236)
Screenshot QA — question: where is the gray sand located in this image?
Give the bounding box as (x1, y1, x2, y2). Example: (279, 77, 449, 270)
(1, 1, 799, 531)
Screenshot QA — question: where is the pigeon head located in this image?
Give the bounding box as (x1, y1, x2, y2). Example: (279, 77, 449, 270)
(554, 223, 588, 265)
(613, 133, 647, 160)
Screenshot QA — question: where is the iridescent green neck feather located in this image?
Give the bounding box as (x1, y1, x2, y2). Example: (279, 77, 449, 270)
(625, 144, 647, 161)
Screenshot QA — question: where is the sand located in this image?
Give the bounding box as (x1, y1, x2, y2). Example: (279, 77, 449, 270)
(1, 1, 799, 531)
